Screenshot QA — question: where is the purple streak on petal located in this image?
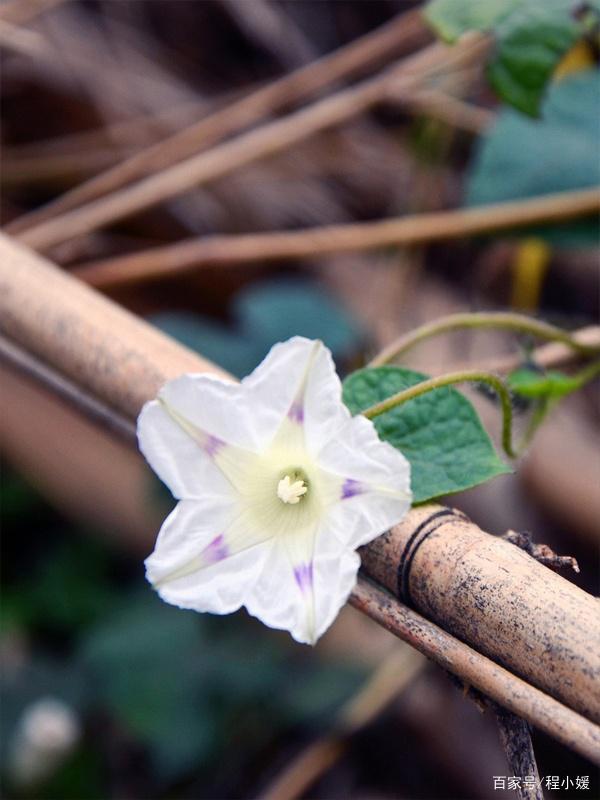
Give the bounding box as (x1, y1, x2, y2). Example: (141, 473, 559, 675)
(287, 402, 304, 424)
(342, 478, 363, 499)
(293, 562, 313, 593)
(203, 534, 229, 565)
(205, 434, 225, 459)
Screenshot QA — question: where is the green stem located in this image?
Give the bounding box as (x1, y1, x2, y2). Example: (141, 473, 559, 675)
(567, 358, 600, 390)
(369, 312, 600, 367)
(516, 359, 600, 452)
(363, 370, 517, 459)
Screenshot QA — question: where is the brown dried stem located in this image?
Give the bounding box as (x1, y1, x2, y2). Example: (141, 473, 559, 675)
(259, 647, 426, 800)
(491, 703, 543, 800)
(0, 334, 136, 443)
(350, 580, 599, 764)
(0, 0, 66, 25)
(14, 35, 491, 251)
(71, 187, 600, 289)
(6, 8, 428, 236)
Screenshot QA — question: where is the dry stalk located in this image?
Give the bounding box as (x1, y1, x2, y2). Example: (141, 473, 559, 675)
(1, 148, 136, 187)
(6, 7, 428, 236)
(491, 703, 543, 800)
(0, 234, 598, 764)
(14, 35, 491, 251)
(394, 87, 495, 133)
(259, 647, 426, 800)
(71, 187, 600, 289)
(0, 0, 67, 25)
(0, 18, 49, 58)
(349, 580, 599, 764)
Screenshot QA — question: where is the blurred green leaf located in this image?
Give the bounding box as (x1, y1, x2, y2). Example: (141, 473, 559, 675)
(279, 662, 365, 722)
(488, 2, 580, 115)
(234, 279, 363, 364)
(80, 592, 215, 780)
(2, 539, 117, 634)
(425, 0, 586, 114)
(151, 312, 261, 379)
(506, 361, 599, 448)
(425, 0, 519, 42)
(467, 70, 600, 245)
(152, 279, 363, 378)
(0, 471, 42, 520)
(508, 360, 600, 401)
(34, 747, 105, 800)
(343, 366, 510, 503)
(79, 591, 367, 783)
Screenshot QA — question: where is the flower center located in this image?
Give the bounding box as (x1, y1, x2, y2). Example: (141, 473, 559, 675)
(277, 472, 308, 505)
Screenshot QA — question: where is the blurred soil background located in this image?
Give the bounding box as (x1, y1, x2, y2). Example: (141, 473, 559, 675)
(0, 1, 599, 798)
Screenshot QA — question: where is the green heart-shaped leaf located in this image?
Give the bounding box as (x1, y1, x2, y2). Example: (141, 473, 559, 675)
(343, 366, 510, 504)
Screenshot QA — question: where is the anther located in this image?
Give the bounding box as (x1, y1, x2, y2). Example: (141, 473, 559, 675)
(277, 475, 308, 504)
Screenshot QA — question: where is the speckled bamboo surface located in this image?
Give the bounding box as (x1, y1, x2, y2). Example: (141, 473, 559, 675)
(1, 233, 599, 739)
(359, 506, 600, 723)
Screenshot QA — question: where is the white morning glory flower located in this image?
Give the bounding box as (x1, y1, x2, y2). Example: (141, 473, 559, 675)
(138, 337, 411, 644)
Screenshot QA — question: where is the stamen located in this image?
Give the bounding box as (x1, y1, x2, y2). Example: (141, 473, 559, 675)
(277, 474, 308, 504)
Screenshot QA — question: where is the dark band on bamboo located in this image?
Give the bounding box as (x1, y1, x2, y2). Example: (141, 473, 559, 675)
(397, 508, 467, 604)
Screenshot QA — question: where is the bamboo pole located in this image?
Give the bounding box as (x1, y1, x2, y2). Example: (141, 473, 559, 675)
(0, 233, 598, 762)
(71, 187, 600, 289)
(359, 506, 600, 723)
(350, 580, 600, 764)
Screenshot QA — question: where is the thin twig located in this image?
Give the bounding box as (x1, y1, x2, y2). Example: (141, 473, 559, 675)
(394, 87, 495, 134)
(6, 8, 428, 236)
(491, 703, 544, 800)
(15, 35, 491, 251)
(0, 334, 136, 443)
(0, 18, 49, 58)
(349, 579, 600, 765)
(70, 187, 600, 288)
(259, 648, 426, 800)
(1, 148, 136, 187)
(0, 0, 67, 25)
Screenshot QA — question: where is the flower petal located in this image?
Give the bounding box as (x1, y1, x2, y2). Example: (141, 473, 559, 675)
(245, 519, 360, 645)
(137, 400, 233, 500)
(145, 499, 273, 614)
(244, 337, 350, 454)
(317, 414, 412, 549)
(139, 373, 266, 498)
(159, 372, 260, 451)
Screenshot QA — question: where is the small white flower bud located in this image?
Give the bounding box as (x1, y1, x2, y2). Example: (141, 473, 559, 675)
(8, 697, 80, 787)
